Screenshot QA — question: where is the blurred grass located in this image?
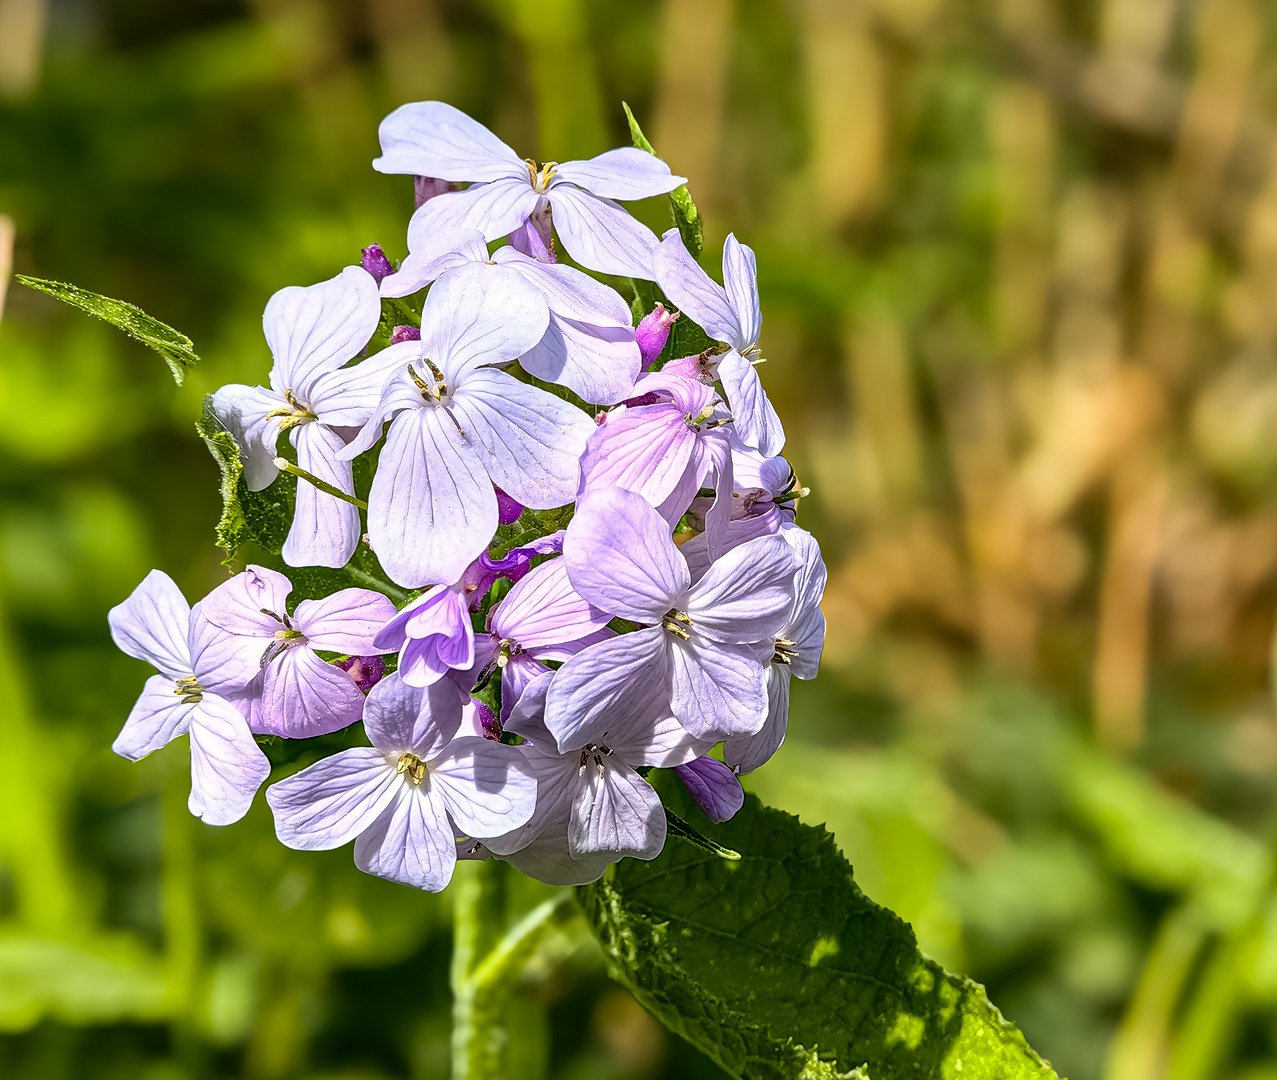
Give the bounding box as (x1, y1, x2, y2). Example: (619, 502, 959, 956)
(5, 0, 1277, 1077)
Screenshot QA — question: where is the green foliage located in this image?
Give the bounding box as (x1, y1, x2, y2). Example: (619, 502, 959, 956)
(622, 102, 703, 258)
(490, 504, 576, 559)
(14, 275, 199, 384)
(581, 774, 1059, 1080)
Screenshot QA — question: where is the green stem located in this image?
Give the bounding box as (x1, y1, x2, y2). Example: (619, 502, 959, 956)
(272, 456, 368, 509)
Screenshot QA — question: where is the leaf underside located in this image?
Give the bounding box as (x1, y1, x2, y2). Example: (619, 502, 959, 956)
(15, 274, 199, 384)
(580, 773, 1060, 1080)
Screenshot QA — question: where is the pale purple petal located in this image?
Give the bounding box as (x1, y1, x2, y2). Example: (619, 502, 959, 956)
(721, 234, 762, 348)
(190, 566, 294, 693)
(283, 422, 361, 569)
(607, 713, 708, 769)
(264, 266, 381, 401)
(507, 199, 554, 261)
(518, 315, 641, 407)
(108, 569, 193, 678)
(374, 101, 526, 182)
(354, 786, 457, 892)
(293, 587, 399, 654)
(564, 488, 688, 622)
(578, 402, 700, 510)
(336, 356, 429, 460)
(489, 558, 610, 649)
(113, 674, 195, 760)
(420, 262, 549, 380)
(553, 148, 685, 201)
(668, 637, 767, 740)
(652, 228, 741, 344)
(543, 627, 670, 751)
(498, 818, 618, 886)
(784, 527, 827, 680)
(187, 693, 271, 826)
(210, 383, 285, 491)
(499, 654, 550, 724)
(674, 756, 744, 823)
(724, 666, 790, 775)
(309, 345, 414, 427)
(569, 762, 665, 860)
(408, 180, 541, 246)
(430, 737, 537, 837)
(717, 348, 786, 457)
(266, 747, 402, 849)
(258, 647, 366, 738)
(381, 226, 489, 298)
(363, 671, 464, 758)
(448, 368, 591, 507)
(502, 669, 555, 745)
(546, 184, 660, 279)
(460, 697, 501, 740)
(491, 246, 633, 327)
(366, 407, 498, 589)
(375, 584, 448, 653)
(686, 534, 797, 643)
(699, 432, 736, 562)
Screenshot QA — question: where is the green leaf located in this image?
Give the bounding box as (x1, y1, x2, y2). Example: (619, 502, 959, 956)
(15, 274, 199, 384)
(579, 774, 1059, 1080)
(622, 102, 703, 258)
(490, 504, 576, 559)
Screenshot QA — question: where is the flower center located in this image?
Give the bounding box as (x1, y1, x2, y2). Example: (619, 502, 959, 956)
(578, 742, 613, 777)
(266, 388, 316, 431)
(259, 608, 309, 668)
(173, 675, 204, 704)
(408, 361, 466, 436)
(772, 637, 798, 665)
(662, 609, 694, 640)
(741, 343, 764, 364)
(524, 158, 559, 194)
(396, 753, 427, 785)
(684, 404, 733, 432)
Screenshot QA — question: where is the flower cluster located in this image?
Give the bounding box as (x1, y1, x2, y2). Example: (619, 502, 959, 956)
(109, 102, 827, 889)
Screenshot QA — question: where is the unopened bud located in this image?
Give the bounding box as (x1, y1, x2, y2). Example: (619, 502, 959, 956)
(636, 303, 679, 369)
(361, 243, 394, 284)
(391, 325, 420, 345)
(414, 175, 456, 208)
(333, 654, 386, 693)
(471, 700, 501, 741)
(508, 200, 555, 263)
(494, 486, 523, 525)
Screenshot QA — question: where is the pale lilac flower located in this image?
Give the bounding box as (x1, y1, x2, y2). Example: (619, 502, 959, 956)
(653, 230, 786, 456)
(484, 675, 703, 884)
(673, 756, 744, 823)
(266, 672, 535, 892)
(190, 566, 398, 739)
(636, 302, 678, 369)
(544, 487, 798, 746)
(109, 570, 270, 826)
(374, 101, 686, 279)
(339, 263, 593, 587)
(724, 527, 826, 775)
(361, 243, 394, 284)
(212, 267, 401, 568)
(381, 227, 640, 405)
(333, 654, 386, 693)
(458, 532, 563, 609)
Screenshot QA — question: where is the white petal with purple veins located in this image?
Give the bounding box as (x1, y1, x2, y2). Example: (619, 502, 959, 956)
(293, 588, 399, 655)
(553, 148, 685, 201)
(374, 101, 526, 182)
(578, 402, 700, 510)
(187, 693, 271, 826)
(722, 234, 762, 348)
(492, 247, 634, 327)
(113, 674, 196, 760)
(258, 646, 366, 739)
(354, 785, 457, 892)
(267, 747, 402, 850)
(518, 315, 641, 406)
(717, 348, 786, 457)
(430, 738, 537, 837)
(190, 566, 294, 694)
(108, 569, 193, 679)
(569, 762, 665, 860)
(724, 666, 790, 775)
(546, 185, 660, 280)
(382, 227, 491, 298)
(283, 422, 361, 569)
(652, 229, 740, 344)
(686, 534, 797, 643)
(489, 558, 609, 649)
(409, 181, 541, 246)
(421, 263, 549, 380)
(210, 384, 286, 491)
(363, 672, 464, 759)
(667, 636, 767, 740)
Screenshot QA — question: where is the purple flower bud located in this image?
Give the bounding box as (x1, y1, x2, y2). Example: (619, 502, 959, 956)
(414, 175, 457, 208)
(673, 756, 744, 823)
(361, 244, 394, 284)
(636, 302, 679, 369)
(391, 324, 421, 345)
(495, 487, 523, 525)
(333, 654, 387, 693)
(508, 200, 555, 263)
(662, 347, 720, 384)
(471, 699, 501, 741)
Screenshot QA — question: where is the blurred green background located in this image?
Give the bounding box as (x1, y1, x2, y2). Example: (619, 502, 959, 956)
(4, 0, 1277, 1077)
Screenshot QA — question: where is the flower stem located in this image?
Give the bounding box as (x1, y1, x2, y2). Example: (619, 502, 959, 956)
(272, 457, 368, 509)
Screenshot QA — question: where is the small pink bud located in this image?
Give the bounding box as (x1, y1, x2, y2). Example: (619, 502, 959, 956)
(508, 200, 555, 263)
(391, 325, 420, 345)
(333, 655, 386, 693)
(414, 175, 456, 208)
(636, 303, 679, 369)
(361, 244, 394, 284)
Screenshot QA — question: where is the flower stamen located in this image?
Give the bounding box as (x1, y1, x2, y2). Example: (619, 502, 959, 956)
(662, 609, 694, 640)
(772, 638, 798, 665)
(173, 675, 204, 704)
(396, 753, 427, 785)
(578, 742, 613, 777)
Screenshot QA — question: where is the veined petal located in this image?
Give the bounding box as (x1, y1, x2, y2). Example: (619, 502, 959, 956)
(578, 402, 699, 510)
(717, 348, 786, 457)
(449, 368, 591, 508)
(408, 180, 541, 245)
(374, 101, 526, 182)
(190, 565, 294, 694)
(293, 588, 399, 654)
(498, 654, 549, 724)
(354, 785, 457, 892)
(108, 569, 193, 679)
(187, 693, 271, 826)
(113, 674, 196, 760)
(673, 756, 744, 823)
(543, 627, 670, 752)
(783, 527, 827, 680)
(489, 558, 609, 649)
(686, 533, 797, 643)
(553, 148, 686, 201)
(518, 315, 641, 407)
(724, 666, 790, 775)
(498, 818, 618, 886)
(336, 356, 428, 461)
(569, 762, 665, 860)
(546, 185, 660, 280)
(366, 407, 498, 589)
(609, 713, 708, 769)
(374, 584, 447, 653)
(431, 738, 537, 837)
(310, 345, 412, 428)
(363, 671, 464, 759)
(652, 228, 741, 345)
(491, 246, 633, 327)
(722, 234, 762, 349)
(667, 637, 767, 740)
(382, 226, 489, 298)
(266, 747, 402, 850)
(564, 488, 687, 622)
(265, 266, 381, 402)
(258, 647, 366, 738)
(210, 383, 285, 491)
(420, 263, 549, 380)
(283, 423, 361, 569)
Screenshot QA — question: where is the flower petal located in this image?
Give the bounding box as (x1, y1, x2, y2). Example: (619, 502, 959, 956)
(717, 348, 786, 457)
(266, 747, 402, 850)
(721, 234, 762, 349)
(498, 817, 618, 886)
(113, 674, 195, 760)
(569, 762, 665, 860)
(652, 228, 741, 344)
(258, 646, 366, 738)
(309, 345, 413, 428)
(293, 587, 399, 654)
(553, 148, 686, 201)
(685, 533, 797, 643)
(783, 527, 827, 680)
(421, 263, 549, 380)
(283, 422, 361, 569)
(491, 246, 633, 327)
(408, 180, 541, 245)
(667, 636, 767, 740)
(489, 558, 610, 650)
(578, 402, 699, 510)
(374, 101, 526, 182)
(187, 693, 271, 826)
(210, 383, 285, 491)
(336, 354, 429, 460)
(518, 315, 641, 407)
(363, 671, 464, 758)
(430, 737, 537, 837)
(108, 569, 193, 678)
(381, 226, 490, 298)
(354, 785, 457, 892)
(264, 266, 381, 401)
(366, 407, 498, 589)
(673, 756, 744, 823)
(190, 566, 294, 694)
(724, 665, 790, 775)
(546, 184, 660, 279)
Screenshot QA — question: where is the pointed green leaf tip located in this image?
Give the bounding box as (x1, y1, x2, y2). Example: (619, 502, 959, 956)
(15, 274, 199, 384)
(579, 774, 1060, 1080)
(622, 102, 703, 258)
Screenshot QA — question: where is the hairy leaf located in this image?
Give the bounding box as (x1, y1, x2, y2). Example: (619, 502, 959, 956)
(16, 274, 199, 383)
(622, 102, 703, 258)
(580, 774, 1059, 1080)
